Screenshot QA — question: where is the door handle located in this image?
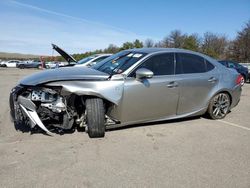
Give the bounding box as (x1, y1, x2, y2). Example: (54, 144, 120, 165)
(208, 77, 217, 82)
(167, 81, 178, 88)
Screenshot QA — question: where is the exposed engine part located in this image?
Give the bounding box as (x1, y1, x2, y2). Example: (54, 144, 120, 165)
(105, 115, 118, 126)
(76, 113, 86, 128)
(31, 89, 57, 102)
(15, 87, 77, 133)
(13, 87, 115, 134)
(30, 89, 66, 113)
(62, 113, 74, 129)
(41, 97, 66, 113)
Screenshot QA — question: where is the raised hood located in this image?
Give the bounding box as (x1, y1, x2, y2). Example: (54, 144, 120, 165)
(52, 44, 77, 63)
(19, 67, 109, 86)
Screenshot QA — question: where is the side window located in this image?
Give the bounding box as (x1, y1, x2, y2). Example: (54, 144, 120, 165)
(131, 53, 175, 76)
(176, 53, 206, 74)
(205, 60, 215, 71)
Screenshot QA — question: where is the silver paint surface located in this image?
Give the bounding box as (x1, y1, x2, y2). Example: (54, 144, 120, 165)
(19, 67, 109, 86)
(17, 48, 242, 128)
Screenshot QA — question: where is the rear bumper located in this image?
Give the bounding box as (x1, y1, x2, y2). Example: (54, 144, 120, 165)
(230, 85, 242, 109)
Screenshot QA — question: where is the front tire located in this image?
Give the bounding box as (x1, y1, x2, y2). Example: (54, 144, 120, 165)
(85, 98, 105, 138)
(207, 93, 230, 120)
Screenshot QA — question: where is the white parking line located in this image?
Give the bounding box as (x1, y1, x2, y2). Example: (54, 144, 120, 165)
(218, 120, 250, 131)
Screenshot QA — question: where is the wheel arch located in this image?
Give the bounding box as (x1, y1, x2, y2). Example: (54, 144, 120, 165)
(80, 95, 116, 113)
(209, 89, 233, 107)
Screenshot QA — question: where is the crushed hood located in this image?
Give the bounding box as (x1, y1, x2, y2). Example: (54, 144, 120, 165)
(19, 67, 110, 86)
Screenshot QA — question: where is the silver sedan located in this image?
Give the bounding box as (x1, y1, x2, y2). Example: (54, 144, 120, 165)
(10, 48, 242, 138)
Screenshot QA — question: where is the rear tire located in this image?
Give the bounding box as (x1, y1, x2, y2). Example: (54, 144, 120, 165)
(85, 98, 105, 138)
(207, 93, 230, 120)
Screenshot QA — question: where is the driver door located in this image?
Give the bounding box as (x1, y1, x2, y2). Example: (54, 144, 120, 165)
(120, 53, 179, 124)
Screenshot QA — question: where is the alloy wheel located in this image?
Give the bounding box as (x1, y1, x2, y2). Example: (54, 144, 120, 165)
(212, 93, 230, 119)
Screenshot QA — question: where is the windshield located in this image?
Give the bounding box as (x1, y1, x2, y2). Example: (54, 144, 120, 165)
(77, 56, 95, 65)
(92, 51, 146, 75)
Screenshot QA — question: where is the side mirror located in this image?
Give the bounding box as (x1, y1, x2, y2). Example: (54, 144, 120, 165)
(136, 68, 154, 79)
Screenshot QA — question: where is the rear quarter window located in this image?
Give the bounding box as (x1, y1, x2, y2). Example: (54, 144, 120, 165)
(205, 60, 215, 71)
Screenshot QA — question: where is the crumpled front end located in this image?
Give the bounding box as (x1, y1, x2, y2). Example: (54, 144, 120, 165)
(9, 66, 125, 135)
(9, 79, 124, 135)
(9, 85, 77, 135)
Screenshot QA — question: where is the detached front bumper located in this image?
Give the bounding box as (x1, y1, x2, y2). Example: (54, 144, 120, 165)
(9, 85, 24, 122)
(9, 85, 53, 135)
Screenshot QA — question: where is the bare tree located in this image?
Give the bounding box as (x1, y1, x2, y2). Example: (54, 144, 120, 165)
(154, 41, 164, 48)
(232, 21, 250, 62)
(104, 44, 120, 53)
(169, 30, 186, 48)
(144, 39, 154, 48)
(160, 30, 186, 48)
(201, 32, 228, 58)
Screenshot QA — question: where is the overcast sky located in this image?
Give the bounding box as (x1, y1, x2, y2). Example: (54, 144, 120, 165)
(0, 0, 249, 55)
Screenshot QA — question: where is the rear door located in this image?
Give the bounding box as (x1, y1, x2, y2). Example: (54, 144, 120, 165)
(175, 53, 218, 115)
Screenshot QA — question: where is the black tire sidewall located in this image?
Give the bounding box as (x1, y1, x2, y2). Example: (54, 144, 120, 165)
(86, 98, 105, 138)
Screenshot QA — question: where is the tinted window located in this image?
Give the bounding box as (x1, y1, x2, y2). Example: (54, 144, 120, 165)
(205, 60, 215, 71)
(176, 53, 206, 74)
(132, 53, 175, 76)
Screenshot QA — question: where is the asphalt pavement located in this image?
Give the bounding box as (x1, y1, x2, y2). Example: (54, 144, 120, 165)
(0, 68, 249, 188)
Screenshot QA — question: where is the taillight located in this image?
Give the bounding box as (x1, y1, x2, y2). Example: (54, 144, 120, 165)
(235, 74, 243, 85)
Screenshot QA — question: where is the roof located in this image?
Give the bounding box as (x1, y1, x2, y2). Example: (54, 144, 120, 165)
(93, 53, 113, 56)
(127, 48, 200, 54)
(126, 48, 218, 63)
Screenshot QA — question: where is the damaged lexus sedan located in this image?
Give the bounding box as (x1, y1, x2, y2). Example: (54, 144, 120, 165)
(9, 48, 242, 138)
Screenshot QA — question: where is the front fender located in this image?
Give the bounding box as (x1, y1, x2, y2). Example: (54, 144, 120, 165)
(45, 80, 124, 105)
